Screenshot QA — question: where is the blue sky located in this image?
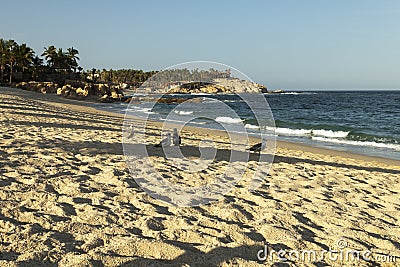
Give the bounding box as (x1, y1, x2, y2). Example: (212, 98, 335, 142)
(1, 0, 400, 89)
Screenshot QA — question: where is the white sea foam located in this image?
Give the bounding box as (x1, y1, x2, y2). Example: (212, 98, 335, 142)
(275, 127, 312, 136)
(312, 129, 350, 138)
(312, 136, 400, 150)
(223, 100, 241, 103)
(125, 106, 157, 115)
(284, 92, 317, 95)
(245, 124, 260, 129)
(265, 92, 317, 95)
(174, 110, 194, 115)
(281, 92, 302, 95)
(135, 107, 155, 114)
(215, 117, 243, 124)
(274, 127, 350, 138)
(191, 93, 212, 95)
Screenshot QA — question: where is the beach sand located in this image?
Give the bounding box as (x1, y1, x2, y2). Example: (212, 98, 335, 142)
(1, 87, 399, 266)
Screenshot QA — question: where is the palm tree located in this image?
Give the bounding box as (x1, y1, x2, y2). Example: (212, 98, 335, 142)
(55, 48, 66, 69)
(15, 43, 34, 73)
(7, 40, 17, 83)
(66, 47, 79, 72)
(0, 38, 7, 83)
(31, 56, 44, 81)
(42, 45, 57, 68)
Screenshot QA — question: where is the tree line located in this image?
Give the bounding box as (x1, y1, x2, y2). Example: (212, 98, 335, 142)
(92, 69, 158, 87)
(0, 38, 81, 83)
(91, 68, 231, 87)
(1, 38, 233, 87)
(0, 38, 159, 86)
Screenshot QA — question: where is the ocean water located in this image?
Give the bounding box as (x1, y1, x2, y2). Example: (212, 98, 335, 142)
(96, 91, 400, 160)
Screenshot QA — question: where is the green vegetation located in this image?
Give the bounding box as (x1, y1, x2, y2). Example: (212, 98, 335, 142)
(41, 45, 80, 72)
(92, 69, 158, 86)
(0, 39, 81, 84)
(0, 38, 233, 88)
(0, 38, 159, 86)
(91, 68, 231, 88)
(149, 68, 231, 83)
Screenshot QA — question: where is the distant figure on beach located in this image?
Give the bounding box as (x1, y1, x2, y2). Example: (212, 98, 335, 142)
(248, 139, 267, 154)
(155, 133, 171, 147)
(172, 128, 181, 146)
(127, 125, 135, 138)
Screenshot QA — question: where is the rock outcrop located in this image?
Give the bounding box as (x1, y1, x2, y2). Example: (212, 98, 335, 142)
(212, 78, 267, 94)
(15, 81, 124, 102)
(166, 78, 267, 94)
(15, 81, 59, 94)
(14, 78, 267, 103)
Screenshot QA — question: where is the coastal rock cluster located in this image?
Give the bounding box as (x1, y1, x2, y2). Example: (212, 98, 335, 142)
(213, 78, 268, 93)
(15, 81, 59, 94)
(15, 81, 124, 102)
(167, 78, 267, 94)
(14, 78, 270, 104)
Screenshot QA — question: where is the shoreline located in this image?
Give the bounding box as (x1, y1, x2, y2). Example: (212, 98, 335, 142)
(2, 86, 399, 166)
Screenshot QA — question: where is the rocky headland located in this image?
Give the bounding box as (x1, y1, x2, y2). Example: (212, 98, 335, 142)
(166, 78, 267, 94)
(12, 78, 270, 104)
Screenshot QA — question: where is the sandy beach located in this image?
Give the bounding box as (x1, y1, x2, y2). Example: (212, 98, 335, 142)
(1, 87, 399, 266)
